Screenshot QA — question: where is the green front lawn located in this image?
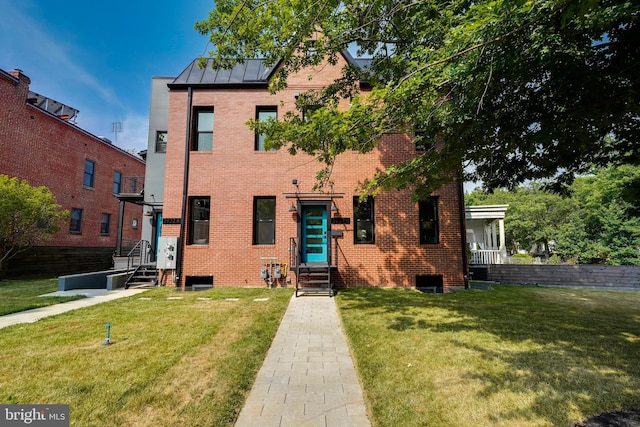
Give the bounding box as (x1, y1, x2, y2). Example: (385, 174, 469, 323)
(0, 287, 293, 427)
(336, 285, 640, 427)
(0, 278, 85, 316)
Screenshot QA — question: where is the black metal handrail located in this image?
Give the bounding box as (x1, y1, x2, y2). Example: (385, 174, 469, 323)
(127, 240, 151, 271)
(289, 237, 298, 271)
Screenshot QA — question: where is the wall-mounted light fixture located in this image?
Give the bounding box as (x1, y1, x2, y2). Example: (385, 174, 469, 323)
(289, 203, 298, 213)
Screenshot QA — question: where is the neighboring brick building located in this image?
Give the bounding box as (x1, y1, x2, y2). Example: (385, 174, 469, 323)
(160, 53, 467, 292)
(0, 67, 146, 277)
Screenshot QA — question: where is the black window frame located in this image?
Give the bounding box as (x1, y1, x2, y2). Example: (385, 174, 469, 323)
(156, 130, 167, 153)
(253, 196, 276, 245)
(354, 196, 375, 245)
(69, 208, 83, 233)
(83, 160, 95, 188)
(192, 107, 214, 151)
(419, 197, 439, 244)
(188, 197, 210, 245)
(255, 106, 277, 151)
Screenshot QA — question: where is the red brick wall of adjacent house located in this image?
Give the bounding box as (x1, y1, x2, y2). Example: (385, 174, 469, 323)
(162, 58, 466, 289)
(0, 69, 145, 249)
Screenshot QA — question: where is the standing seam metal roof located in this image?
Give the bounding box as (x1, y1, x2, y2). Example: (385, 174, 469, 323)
(170, 53, 372, 87)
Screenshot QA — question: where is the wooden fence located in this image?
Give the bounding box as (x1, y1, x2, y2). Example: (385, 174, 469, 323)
(482, 264, 640, 290)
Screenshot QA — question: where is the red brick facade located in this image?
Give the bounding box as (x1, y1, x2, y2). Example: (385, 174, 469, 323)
(162, 57, 466, 290)
(0, 68, 145, 249)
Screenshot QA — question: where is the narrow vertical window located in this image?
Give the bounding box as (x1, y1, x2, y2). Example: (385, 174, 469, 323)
(70, 208, 83, 233)
(100, 213, 111, 235)
(113, 171, 122, 194)
(354, 196, 375, 244)
(192, 108, 213, 151)
(255, 107, 277, 151)
(253, 197, 276, 244)
(156, 131, 167, 153)
(189, 197, 210, 245)
(419, 197, 439, 244)
(83, 160, 95, 188)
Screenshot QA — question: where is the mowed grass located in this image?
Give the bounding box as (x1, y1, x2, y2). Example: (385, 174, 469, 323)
(336, 285, 640, 427)
(0, 287, 293, 427)
(0, 278, 85, 316)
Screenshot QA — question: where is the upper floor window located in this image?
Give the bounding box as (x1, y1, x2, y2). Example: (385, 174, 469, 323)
(354, 196, 375, 244)
(113, 171, 122, 194)
(419, 197, 439, 244)
(192, 108, 213, 151)
(255, 107, 277, 151)
(413, 131, 435, 151)
(69, 208, 83, 233)
(156, 131, 167, 153)
(189, 197, 210, 245)
(83, 160, 95, 188)
(253, 197, 276, 244)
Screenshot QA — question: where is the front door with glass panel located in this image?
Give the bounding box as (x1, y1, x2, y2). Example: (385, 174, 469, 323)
(301, 205, 328, 263)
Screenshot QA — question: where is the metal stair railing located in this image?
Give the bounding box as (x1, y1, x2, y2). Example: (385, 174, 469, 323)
(126, 240, 151, 271)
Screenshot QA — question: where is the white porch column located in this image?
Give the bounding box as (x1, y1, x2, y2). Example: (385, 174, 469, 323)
(498, 219, 506, 250)
(498, 218, 507, 261)
(491, 222, 498, 250)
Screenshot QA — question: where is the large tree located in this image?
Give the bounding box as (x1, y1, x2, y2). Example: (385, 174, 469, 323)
(0, 175, 68, 277)
(196, 0, 639, 196)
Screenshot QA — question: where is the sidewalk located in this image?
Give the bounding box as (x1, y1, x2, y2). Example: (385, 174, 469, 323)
(234, 295, 372, 427)
(0, 288, 149, 330)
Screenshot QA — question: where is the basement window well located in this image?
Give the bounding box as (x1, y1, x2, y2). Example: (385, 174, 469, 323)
(185, 275, 213, 291)
(416, 275, 444, 293)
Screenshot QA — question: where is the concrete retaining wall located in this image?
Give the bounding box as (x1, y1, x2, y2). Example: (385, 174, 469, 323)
(484, 264, 640, 290)
(58, 270, 127, 291)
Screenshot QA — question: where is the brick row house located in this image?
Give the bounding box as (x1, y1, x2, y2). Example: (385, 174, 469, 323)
(0, 68, 145, 278)
(158, 52, 467, 293)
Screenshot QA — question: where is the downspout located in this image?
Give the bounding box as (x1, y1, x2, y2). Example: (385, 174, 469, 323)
(457, 174, 470, 289)
(176, 86, 193, 288)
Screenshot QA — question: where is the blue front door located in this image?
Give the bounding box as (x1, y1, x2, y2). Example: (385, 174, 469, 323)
(301, 205, 328, 263)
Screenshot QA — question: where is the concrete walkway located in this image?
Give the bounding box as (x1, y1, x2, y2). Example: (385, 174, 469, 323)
(235, 295, 372, 427)
(0, 288, 149, 330)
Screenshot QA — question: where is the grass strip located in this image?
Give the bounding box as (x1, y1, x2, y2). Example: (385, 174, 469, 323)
(0, 278, 85, 316)
(0, 286, 293, 426)
(336, 285, 640, 427)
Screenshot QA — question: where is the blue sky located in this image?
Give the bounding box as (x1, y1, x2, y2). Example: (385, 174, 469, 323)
(0, 0, 214, 153)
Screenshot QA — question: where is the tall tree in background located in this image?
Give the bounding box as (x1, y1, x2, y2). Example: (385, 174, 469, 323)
(0, 175, 68, 277)
(196, 0, 639, 196)
(466, 165, 640, 265)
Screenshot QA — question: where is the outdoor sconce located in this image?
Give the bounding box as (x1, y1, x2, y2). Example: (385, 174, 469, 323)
(289, 203, 298, 213)
(331, 201, 338, 212)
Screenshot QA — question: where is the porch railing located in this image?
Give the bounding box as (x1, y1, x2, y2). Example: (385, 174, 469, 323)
(470, 249, 502, 265)
(117, 176, 144, 195)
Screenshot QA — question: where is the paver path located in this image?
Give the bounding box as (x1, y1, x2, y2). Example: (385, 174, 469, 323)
(235, 295, 371, 427)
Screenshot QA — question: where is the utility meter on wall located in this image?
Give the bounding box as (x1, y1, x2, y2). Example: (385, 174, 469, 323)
(157, 236, 178, 269)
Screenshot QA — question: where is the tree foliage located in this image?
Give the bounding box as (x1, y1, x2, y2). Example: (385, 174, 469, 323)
(196, 0, 639, 196)
(0, 175, 68, 274)
(466, 165, 640, 265)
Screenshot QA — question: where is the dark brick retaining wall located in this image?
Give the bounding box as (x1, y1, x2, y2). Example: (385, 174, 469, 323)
(480, 264, 640, 290)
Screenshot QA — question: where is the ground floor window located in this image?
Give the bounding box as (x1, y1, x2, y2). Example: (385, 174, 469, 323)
(253, 196, 275, 244)
(69, 208, 83, 233)
(354, 196, 375, 244)
(419, 197, 439, 244)
(100, 213, 111, 235)
(189, 197, 210, 245)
